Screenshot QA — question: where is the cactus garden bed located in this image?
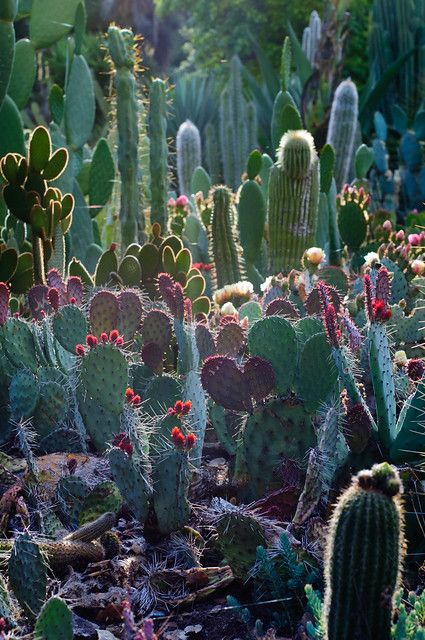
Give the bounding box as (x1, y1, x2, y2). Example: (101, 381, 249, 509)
(0, 1, 425, 638)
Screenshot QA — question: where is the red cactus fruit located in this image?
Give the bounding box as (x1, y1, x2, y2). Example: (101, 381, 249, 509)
(115, 336, 124, 346)
(109, 329, 119, 342)
(131, 394, 141, 407)
(86, 334, 98, 348)
(324, 304, 341, 348)
(76, 344, 85, 356)
(406, 358, 425, 381)
(171, 426, 186, 448)
(112, 432, 133, 456)
(185, 432, 196, 450)
(47, 287, 60, 311)
(125, 387, 135, 401)
(101, 332, 109, 342)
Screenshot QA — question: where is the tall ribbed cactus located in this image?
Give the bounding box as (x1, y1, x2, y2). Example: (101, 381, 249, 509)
(268, 130, 320, 274)
(176, 119, 201, 196)
(302, 10, 322, 66)
(210, 186, 245, 288)
(324, 463, 404, 640)
(326, 79, 359, 190)
(219, 56, 257, 189)
(149, 78, 169, 233)
(107, 26, 142, 248)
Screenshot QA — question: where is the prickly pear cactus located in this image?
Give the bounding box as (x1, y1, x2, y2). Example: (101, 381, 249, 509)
(34, 597, 73, 640)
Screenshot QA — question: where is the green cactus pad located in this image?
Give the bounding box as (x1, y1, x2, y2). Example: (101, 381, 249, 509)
(89, 138, 115, 215)
(53, 304, 88, 353)
(79, 481, 122, 525)
(118, 255, 142, 287)
(78, 393, 121, 452)
(144, 375, 182, 416)
(296, 333, 338, 412)
(1, 317, 38, 372)
(338, 201, 367, 252)
(30, 0, 81, 48)
(152, 449, 190, 536)
(209, 402, 237, 455)
(8, 38, 36, 110)
(65, 55, 95, 149)
(81, 343, 128, 414)
(369, 323, 397, 448)
(238, 301, 262, 326)
(9, 369, 40, 418)
(294, 316, 325, 345)
(94, 247, 118, 286)
(89, 290, 119, 336)
(240, 399, 316, 500)
(34, 381, 69, 440)
(8, 533, 47, 618)
(390, 382, 425, 464)
(248, 316, 297, 394)
(56, 475, 90, 527)
(215, 507, 266, 579)
(109, 447, 151, 521)
(34, 597, 73, 640)
(141, 309, 172, 351)
(117, 290, 142, 339)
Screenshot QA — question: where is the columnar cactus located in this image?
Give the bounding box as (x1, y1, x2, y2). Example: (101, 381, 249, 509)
(324, 463, 405, 640)
(326, 79, 359, 190)
(210, 186, 245, 288)
(268, 130, 320, 274)
(107, 26, 142, 247)
(176, 119, 201, 196)
(149, 78, 169, 232)
(219, 56, 257, 189)
(302, 10, 322, 66)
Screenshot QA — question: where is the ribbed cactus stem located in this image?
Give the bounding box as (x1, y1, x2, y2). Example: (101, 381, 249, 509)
(219, 56, 256, 189)
(205, 122, 221, 183)
(107, 26, 142, 248)
(268, 130, 320, 274)
(302, 10, 322, 65)
(326, 79, 359, 190)
(211, 186, 245, 288)
(149, 78, 169, 232)
(324, 462, 404, 640)
(176, 119, 201, 196)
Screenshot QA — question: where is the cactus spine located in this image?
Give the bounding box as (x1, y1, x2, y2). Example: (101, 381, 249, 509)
(324, 463, 404, 640)
(107, 26, 143, 247)
(326, 79, 359, 190)
(210, 186, 245, 288)
(176, 119, 201, 196)
(149, 78, 169, 233)
(268, 130, 320, 274)
(219, 56, 257, 189)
